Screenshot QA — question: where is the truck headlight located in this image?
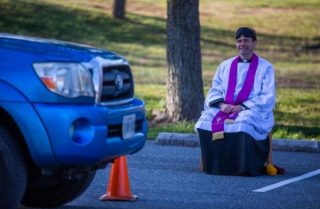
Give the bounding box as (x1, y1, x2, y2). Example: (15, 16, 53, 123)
(33, 62, 95, 98)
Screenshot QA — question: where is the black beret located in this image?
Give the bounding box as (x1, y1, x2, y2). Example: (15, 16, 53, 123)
(235, 27, 257, 41)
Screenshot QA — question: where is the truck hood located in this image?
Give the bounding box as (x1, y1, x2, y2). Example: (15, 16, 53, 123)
(0, 33, 124, 62)
(0, 33, 130, 104)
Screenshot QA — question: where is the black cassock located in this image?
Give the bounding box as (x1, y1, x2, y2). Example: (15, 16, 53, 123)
(198, 129, 269, 176)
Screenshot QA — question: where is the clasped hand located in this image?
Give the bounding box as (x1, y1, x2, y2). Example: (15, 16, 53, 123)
(218, 103, 243, 114)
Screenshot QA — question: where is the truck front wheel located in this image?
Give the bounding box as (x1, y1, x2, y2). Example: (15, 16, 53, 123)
(22, 168, 95, 208)
(0, 124, 27, 209)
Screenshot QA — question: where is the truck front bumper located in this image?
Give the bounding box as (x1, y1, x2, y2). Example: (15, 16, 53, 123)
(34, 98, 147, 166)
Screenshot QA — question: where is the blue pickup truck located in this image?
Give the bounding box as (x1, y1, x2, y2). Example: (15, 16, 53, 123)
(0, 33, 147, 208)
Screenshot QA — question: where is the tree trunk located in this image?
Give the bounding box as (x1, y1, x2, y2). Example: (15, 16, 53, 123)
(166, 0, 204, 122)
(113, 0, 126, 19)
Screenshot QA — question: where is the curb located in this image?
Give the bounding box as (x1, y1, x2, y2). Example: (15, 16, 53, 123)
(155, 132, 320, 153)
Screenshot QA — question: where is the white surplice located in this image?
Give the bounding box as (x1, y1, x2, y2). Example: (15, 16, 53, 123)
(195, 55, 276, 140)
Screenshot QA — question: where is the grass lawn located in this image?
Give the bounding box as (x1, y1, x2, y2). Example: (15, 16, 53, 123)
(0, 0, 319, 140)
(136, 84, 320, 140)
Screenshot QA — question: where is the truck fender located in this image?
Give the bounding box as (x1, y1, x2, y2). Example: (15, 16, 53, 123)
(0, 82, 58, 167)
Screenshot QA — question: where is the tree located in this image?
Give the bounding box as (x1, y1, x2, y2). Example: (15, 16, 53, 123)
(113, 0, 126, 19)
(166, 0, 204, 122)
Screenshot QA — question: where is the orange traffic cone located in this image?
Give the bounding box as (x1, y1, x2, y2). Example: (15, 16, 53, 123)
(99, 156, 138, 201)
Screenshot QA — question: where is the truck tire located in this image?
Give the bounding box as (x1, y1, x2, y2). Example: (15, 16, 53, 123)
(22, 169, 96, 208)
(0, 124, 27, 209)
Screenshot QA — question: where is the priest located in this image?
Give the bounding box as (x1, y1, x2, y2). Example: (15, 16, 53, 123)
(195, 27, 276, 176)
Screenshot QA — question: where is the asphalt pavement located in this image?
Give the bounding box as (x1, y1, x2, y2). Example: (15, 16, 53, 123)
(24, 135, 320, 209)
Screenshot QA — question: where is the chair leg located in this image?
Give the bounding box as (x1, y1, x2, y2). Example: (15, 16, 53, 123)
(267, 133, 273, 164)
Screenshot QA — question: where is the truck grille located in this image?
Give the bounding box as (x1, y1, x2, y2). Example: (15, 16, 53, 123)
(100, 65, 133, 104)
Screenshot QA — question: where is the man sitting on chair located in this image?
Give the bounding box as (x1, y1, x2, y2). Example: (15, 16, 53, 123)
(195, 27, 276, 176)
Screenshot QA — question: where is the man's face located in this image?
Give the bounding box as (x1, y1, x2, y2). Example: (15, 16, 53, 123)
(236, 35, 257, 59)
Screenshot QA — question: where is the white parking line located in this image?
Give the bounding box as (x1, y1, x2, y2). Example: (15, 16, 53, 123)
(253, 169, 320, 192)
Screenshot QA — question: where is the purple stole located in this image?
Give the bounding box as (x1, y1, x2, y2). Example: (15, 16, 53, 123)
(211, 54, 259, 140)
